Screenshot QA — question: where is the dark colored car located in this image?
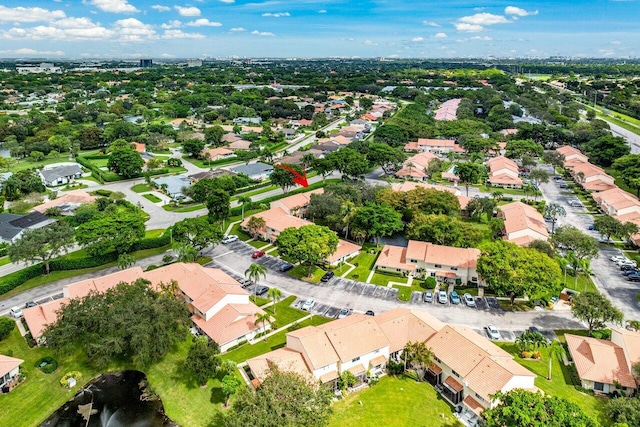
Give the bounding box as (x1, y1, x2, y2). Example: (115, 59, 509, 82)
(449, 290, 461, 305)
(278, 262, 294, 272)
(254, 285, 269, 296)
(587, 225, 595, 230)
(365, 310, 375, 316)
(621, 264, 637, 271)
(623, 269, 640, 276)
(251, 250, 266, 259)
(528, 326, 541, 334)
(627, 274, 640, 282)
(24, 301, 37, 308)
(320, 271, 335, 282)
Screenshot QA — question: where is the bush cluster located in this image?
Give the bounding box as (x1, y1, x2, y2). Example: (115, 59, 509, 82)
(34, 356, 58, 374)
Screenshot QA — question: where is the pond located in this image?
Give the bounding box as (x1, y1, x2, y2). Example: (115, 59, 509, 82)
(41, 371, 176, 427)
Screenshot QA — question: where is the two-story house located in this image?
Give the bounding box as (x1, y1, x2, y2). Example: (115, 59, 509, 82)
(498, 201, 549, 247)
(394, 152, 438, 181)
(592, 187, 640, 218)
(269, 189, 324, 217)
(486, 156, 523, 189)
(568, 162, 616, 192)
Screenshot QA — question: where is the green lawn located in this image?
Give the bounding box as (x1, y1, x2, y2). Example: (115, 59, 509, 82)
(263, 295, 308, 327)
(143, 193, 162, 203)
(329, 375, 461, 427)
(145, 229, 165, 238)
(228, 222, 252, 241)
(181, 155, 240, 169)
(288, 264, 326, 283)
(11, 157, 76, 172)
(344, 244, 380, 282)
(495, 342, 609, 426)
(370, 272, 408, 286)
(231, 185, 279, 200)
(131, 183, 153, 193)
(162, 203, 205, 212)
(0, 257, 10, 267)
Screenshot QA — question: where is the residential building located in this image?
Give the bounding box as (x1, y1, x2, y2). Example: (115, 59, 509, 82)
(557, 145, 589, 165)
(189, 169, 235, 182)
(375, 240, 480, 285)
(403, 138, 460, 155)
(233, 117, 262, 125)
(229, 162, 274, 181)
(567, 162, 616, 192)
(592, 187, 640, 218)
(227, 139, 253, 151)
(201, 147, 236, 162)
(153, 175, 192, 200)
(565, 332, 638, 395)
(39, 164, 84, 187)
(486, 156, 522, 189)
(23, 263, 268, 351)
(0, 212, 56, 243)
(394, 152, 438, 181)
(498, 201, 548, 246)
(269, 188, 324, 217)
(32, 190, 96, 215)
(0, 354, 24, 392)
(434, 99, 461, 121)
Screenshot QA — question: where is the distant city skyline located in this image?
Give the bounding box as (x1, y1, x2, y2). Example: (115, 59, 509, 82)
(0, 1, 638, 59)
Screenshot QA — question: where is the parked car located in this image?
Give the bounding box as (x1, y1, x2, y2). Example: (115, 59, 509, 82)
(621, 264, 638, 271)
(627, 274, 640, 282)
(618, 260, 637, 268)
(337, 308, 351, 319)
(486, 325, 501, 340)
(278, 262, 294, 272)
(320, 271, 335, 282)
(252, 285, 269, 296)
(301, 299, 315, 311)
(24, 301, 37, 308)
(251, 250, 266, 259)
(450, 291, 461, 305)
(9, 306, 23, 318)
(623, 269, 640, 276)
(463, 293, 475, 307)
(611, 255, 627, 262)
(221, 235, 239, 244)
(438, 291, 448, 304)
(587, 225, 595, 230)
(423, 291, 433, 303)
(365, 310, 375, 316)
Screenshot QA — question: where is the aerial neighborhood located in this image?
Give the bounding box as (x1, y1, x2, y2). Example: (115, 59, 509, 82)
(0, 56, 640, 427)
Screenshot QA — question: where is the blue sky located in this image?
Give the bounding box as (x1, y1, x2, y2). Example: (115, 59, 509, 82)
(0, 1, 638, 59)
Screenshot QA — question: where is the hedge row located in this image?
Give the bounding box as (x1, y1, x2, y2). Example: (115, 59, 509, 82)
(0, 264, 45, 295)
(76, 156, 120, 183)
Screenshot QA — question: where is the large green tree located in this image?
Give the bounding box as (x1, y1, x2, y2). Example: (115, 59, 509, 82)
(75, 211, 145, 256)
(593, 215, 624, 241)
(350, 203, 403, 244)
(276, 225, 339, 277)
(43, 279, 190, 367)
(269, 164, 301, 195)
(583, 134, 630, 167)
(9, 222, 75, 274)
(204, 125, 226, 147)
(505, 139, 543, 160)
(571, 292, 624, 336)
(328, 148, 369, 180)
(477, 240, 562, 304)
(551, 225, 598, 268)
(185, 336, 221, 386)
(108, 147, 144, 179)
(606, 397, 640, 426)
(612, 154, 640, 197)
(483, 389, 595, 427)
(224, 367, 333, 427)
(206, 188, 230, 226)
(455, 162, 486, 196)
(406, 213, 483, 248)
(366, 142, 405, 175)
(172, 217, 222, 250)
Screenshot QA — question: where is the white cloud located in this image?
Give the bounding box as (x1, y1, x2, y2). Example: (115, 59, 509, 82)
(422, 20, 440, 27)
(229, 27, 246, 32)
(411, 37, 424, 42)
(162, 29, 205, 39)
(161, 20, 182, 29)
(0, 6, 66, 22)
(251, 30, 274, 36)
(318, 9, 327, 13)
(504, 6, 538, 17)
(611, 40, 622, 45)
(458, 13, 510, 25)
(434, 32, 447, 38)
(364, 40, 378, 46)
(454, 23, 484, 32)
(113, 18, 156, 41)
(262, 12, 290, 17)
(470, 36, 492, 40)
(0, 48, 65, 56)
(160, 53, 175, 58)
(88, 0, 139, 13)
(220, 0, 235, 3)
(174, 6, 201, 16)
(151, 5, 171, 12)
(187, 19, 222, 27)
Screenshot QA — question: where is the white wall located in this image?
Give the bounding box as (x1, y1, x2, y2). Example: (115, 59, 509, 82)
(203, 294, 248, 321)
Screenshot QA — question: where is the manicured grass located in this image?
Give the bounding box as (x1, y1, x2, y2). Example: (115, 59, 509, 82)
(182, 155, 240, 169)
(370, 272, 408, 286)
(498, 299, 532, 311)
(345, 244, 379, 281)
(562, 274, 598, 293)
(329, 375, 461, 427)
(248, 239, 268, 249)
(162, 203, 205, 212)
(0, 246, 171, 300)
(253, 296, 270, 306)
(0, 256, 10, 267)
(393, 286, 412, 301)
(222, 316, 331, 363)
(60, 183, 88, 191)
(495, 342, 609, 426)
(264, 295, 308, 327)
(231, 185, 279, 200)
(228, 222, 252, 241)
(143, 193, 162, 203)
(131, 183, 153, 193)
(11, 157, 77, 172)
(288, 264, 326, 283)
(145, 229, 165, 238)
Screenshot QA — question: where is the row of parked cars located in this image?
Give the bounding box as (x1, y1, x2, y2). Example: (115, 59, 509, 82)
(423, 290, 476, 306)
(611, 255, 640, 281)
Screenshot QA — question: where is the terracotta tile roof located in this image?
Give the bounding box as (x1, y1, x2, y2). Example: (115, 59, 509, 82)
(270, 188, 324, 211)
(444, 375, 464, 392)
(192, 303, 264, 346)
(571, 162, 611, 180)
(406, 241, 480, 269)
(395, 168, 427, 179)
(201, 147, 234, 159)
(566, 334, 636, 388)
(404, 139, 456, 151)
(0, 354, 23, 377)
(581, 180, 616, 192)
(33, 190, 97, 213)
(488, 173, 523, 186)
(500, 129, 518, 136)
(463, 395, 485, 415)
(404, 152, 438, 169)
(319, 314, 389, 362)
(228, 139, 253, 150)
(434, 99, 461, 121)
(64, 267, 145, 299)
(593, 188, 640, 210)
(375, 308, 444, 353)
(611, 328, 640, 368)
(287, 326, 340, 370)
(375, 245, 415, 271)
(22, 298, 69, 340)
(246, 347, 312, 383)
(241, 207, 313, 235)
(331, 135, 352, 146)
(557, 145, 585, 158)
(326, 239, 361, 263)
(499, 201, 548, 244)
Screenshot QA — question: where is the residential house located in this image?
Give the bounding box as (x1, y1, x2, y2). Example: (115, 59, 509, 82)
(233, 117, 262, 125)
(281, 128, 297, 139)
(434, 99, 461, 121)
(486, 156, 523, 189)
(269, 188, 324, 217)
(394, 152, 438, 181)
(403, 138, 460, 155)
(592, 187, 640, 218)
(498, 201, 549, 246)
(153, 175, 192, 200)
(222, 133, 242, 144)
(23, 263, 268, 351)
(189, 169, 234, 182)
(310, 142, 341, 154)
(567, 162, 616, 192)
(201, 147, 236, 162)
(338, 125, 365, 139)
(277, 149, 323, 166)
(326, 240, 361, 266)
(39, 164, 84, 187)
(0, 212, 56, 243)
(227, 139, 253, 151)
(32, 189, 96, 215)
(375, 240, 480, 285)
(565, 332, 638, 395)
(0, 354, 24, 392)
(229, 162, 274, 181)
(390, 181, 471, 211)
(557, 146, 589, 165)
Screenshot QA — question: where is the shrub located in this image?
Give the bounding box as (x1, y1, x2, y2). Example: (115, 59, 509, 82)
(424, 277, 437, 289)
(0, 264, 45, 295)
(93, 189, 113, 197)
(34, 356, 58, 374)
(145, 264, 158, 271)
(0, 317, 15, 341)
(387, 359, 404, 375)
(0, 243, 8, 257)
(591, 329, 612, 340)
(60, 371, 83, 388)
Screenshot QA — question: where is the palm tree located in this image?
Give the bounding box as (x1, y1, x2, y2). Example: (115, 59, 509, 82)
(301, 153, 315, 169)
(238, 196, 252, 220)
(576, 258, 593, 291)
(547, 339, 564, 380)
(254, 312, 271, 338)
(340, 201, 357, 239)
(245, 262, 267, 301)
(544, 203, 566, 234)
(175, 243, 199, 262)
(491, 191, 503, 202)
(556, 255, 570, 287)
(267, 287, 282, 313)
(402, 341, 434, 380)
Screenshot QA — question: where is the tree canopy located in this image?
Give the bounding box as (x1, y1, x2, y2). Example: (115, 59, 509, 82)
(9, 222, 75, 274)
(172, 216, 222, 250)
(571, 292, 624, 335)
(612, 154, 640, 197)
(276, 224, 339, 276)
(75, 210, 145, 256)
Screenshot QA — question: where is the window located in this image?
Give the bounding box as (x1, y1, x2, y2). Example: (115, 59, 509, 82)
(594, 382, 605, 391)
(471, 277, 478, 282)
(450, 267, 458, 271)
(352, 356, 360, 363)
(430, 272, 436, 277)
(434, 264, 442, 268)
(452, 370, 460, 378)
(411, 259, 417, 263)
(475, 392, 483, 401)
(434, 356, 441, 363)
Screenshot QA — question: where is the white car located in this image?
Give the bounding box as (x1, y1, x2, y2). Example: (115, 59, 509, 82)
(486, 325, 501, 340)
(301, 299, 315, 311)
(10, 306, 23, 318)
(438, 291, 448, 304)
(221, 235, 239, 244)
(611, 255, 627, 262)
(617, 259, 636, 267)
(337, 308, 351, 319)
(463, 293, 476, 307)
